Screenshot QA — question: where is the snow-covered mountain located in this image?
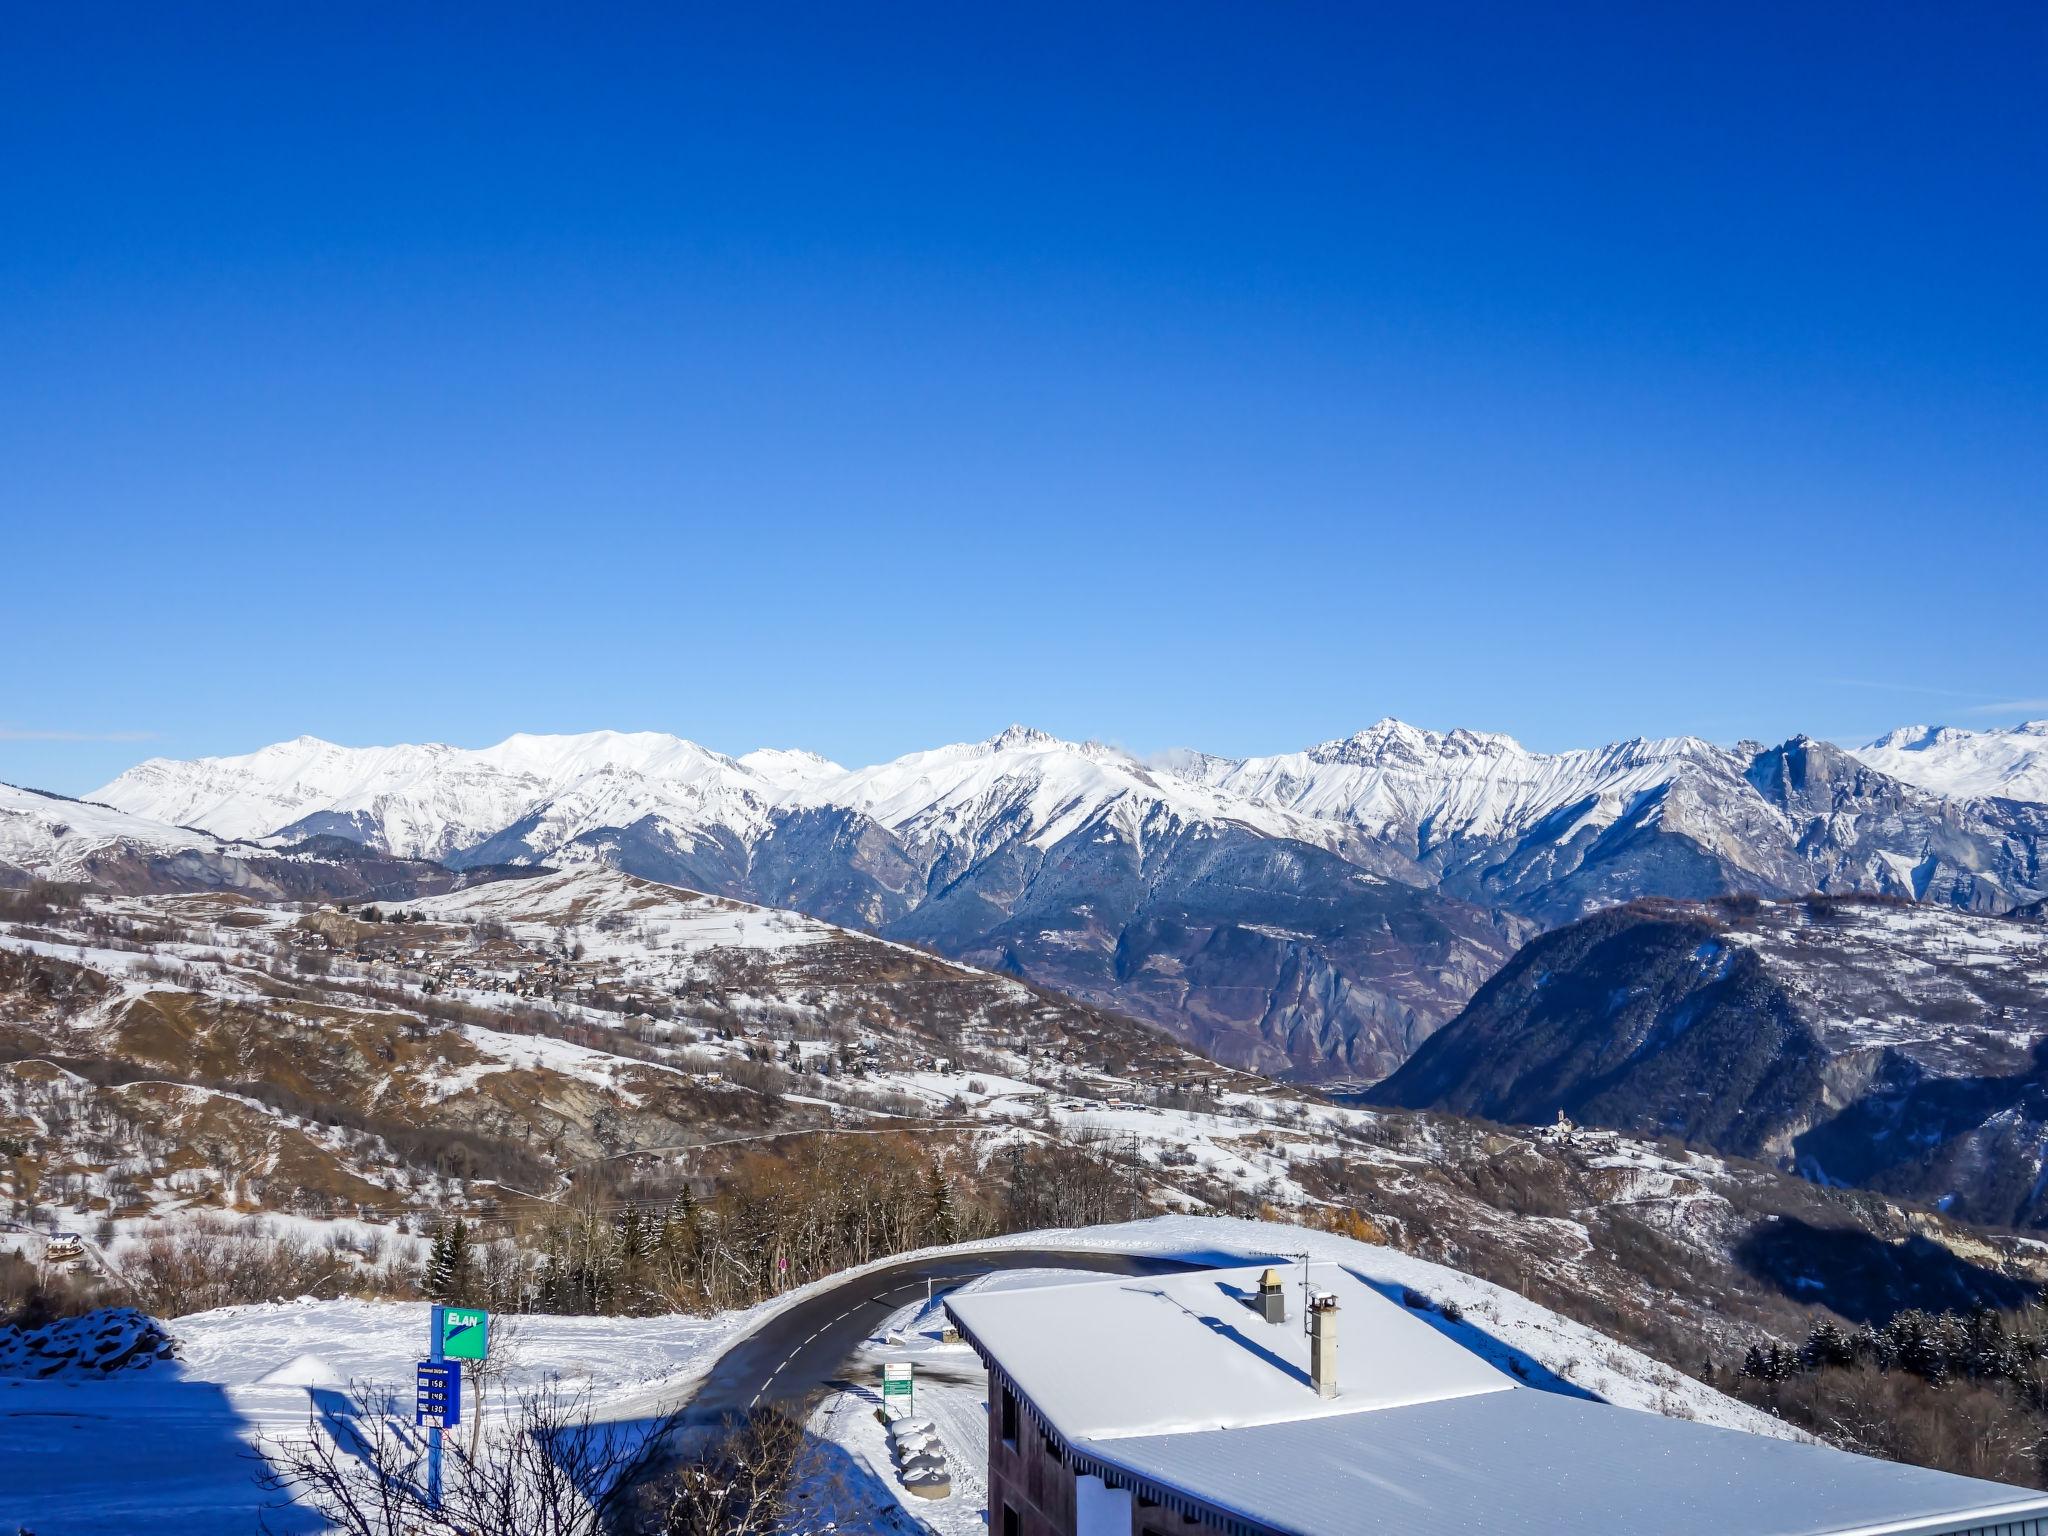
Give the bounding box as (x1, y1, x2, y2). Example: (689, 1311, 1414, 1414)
(102, 725, 1311, 869)
(93, 729, 1518, 1078)
(0, 780, 520, 903)
(787, 723, 1318, 863)
(1171, 720, 2048, 924)
(1, 780, 231, 881)
(100, 730, 783, 863)
(1852, 721, 2048, 805)
(84, 719, 2048, 1080)
(1181, 718, 1738, 848)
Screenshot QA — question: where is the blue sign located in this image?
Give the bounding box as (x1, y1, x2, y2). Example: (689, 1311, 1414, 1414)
(415, 1360, 462, 1429)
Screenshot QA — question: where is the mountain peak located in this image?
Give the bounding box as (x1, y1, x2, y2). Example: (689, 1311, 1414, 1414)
(1866, 723, 1945, 752)
(982, 724, 1062, 752)
(738, 746, 846, 791)
(1306, 718, 1524, 768)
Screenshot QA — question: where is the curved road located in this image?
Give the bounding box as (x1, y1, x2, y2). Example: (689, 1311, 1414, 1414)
(681, 1247, 1193, 1423)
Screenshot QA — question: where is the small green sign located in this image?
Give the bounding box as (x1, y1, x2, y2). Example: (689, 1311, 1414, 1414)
(442, 1307, 490, 1361)
(882, 1361, 912, 1406)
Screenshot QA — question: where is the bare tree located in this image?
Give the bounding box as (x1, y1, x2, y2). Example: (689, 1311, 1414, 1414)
(462, 1314, 523, 1459)
(256, 1377, 678, 1536)
(655, 1406, 814, 1536)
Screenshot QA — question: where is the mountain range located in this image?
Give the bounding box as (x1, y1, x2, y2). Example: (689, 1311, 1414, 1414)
(18, 716, 2046, 1081)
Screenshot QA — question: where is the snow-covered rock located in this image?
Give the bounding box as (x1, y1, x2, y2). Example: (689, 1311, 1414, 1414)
(0, 1306, 177, 1377)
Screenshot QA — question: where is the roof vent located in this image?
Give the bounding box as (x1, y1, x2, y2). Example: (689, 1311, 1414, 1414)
(1255, 1267, 1286, 1325)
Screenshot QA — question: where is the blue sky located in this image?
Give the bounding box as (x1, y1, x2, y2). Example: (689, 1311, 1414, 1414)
(4, 4, 2043, 794)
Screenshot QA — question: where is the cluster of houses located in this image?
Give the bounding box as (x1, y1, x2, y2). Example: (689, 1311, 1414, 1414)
(1538, 1110, 1619, 1150)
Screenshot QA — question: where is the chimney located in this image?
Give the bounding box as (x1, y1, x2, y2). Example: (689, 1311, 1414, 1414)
(1308, 1293, 1338, 1398)
(1255, 1267, 1286, 1325)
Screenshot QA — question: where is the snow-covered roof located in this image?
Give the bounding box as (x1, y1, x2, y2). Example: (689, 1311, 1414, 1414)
(945, 1262, 1511, 1440)
(1099, 1388, 2048, 1536)
(948, 1264, 2048, 1536)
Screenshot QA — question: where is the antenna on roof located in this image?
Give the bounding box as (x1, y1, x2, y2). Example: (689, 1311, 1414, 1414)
(1288, 1251, 1311, 1336)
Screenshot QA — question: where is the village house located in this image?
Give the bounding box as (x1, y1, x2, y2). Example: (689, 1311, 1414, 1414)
(946, 1262, 2048, 1536)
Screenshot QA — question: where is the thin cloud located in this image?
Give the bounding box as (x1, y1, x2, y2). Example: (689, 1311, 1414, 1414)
(0, 727, 159, 743)
(1827, 681, 2048, 720)
(1826, 678, 1983, 700)
(1966, 700, 2048, 716)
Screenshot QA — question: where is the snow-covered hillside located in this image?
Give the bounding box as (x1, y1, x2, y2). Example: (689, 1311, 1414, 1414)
(91, 729, 1523, 1080)
(0, 779, 543, 903)
(1854, 721, 2048, 805)
(1, 780, 229, 874)
(1376, 892, 2048, 1227)
(98, 725, 1321, 869)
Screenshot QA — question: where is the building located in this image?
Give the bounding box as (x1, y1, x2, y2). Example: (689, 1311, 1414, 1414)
(946, 1262, 2048, 1536)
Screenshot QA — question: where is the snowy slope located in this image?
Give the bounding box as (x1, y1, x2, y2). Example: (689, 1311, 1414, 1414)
(737, 746, 847, 792)
(1376, 893, 2048, 1226)
(0, 781, 230, 875)
(97, 726, 1316, 866)
(1854, 722, 2048, 805)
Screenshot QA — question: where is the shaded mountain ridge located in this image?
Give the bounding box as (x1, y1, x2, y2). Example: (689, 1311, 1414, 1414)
(1372, 894, 2048, 1227)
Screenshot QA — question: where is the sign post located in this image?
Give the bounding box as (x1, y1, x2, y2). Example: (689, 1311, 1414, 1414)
(415, 1360, 460, 1506)
(415, 1303, 488, 1508)
(882, 1361, 914, 1418)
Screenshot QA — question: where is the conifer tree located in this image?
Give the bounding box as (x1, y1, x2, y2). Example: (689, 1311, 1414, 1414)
(923, 1162, 957, 1246)
(424, 1217, 473, 1304)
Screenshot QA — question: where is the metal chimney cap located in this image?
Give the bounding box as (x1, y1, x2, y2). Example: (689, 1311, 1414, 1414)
(1257, 1267, 1282, 1290)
